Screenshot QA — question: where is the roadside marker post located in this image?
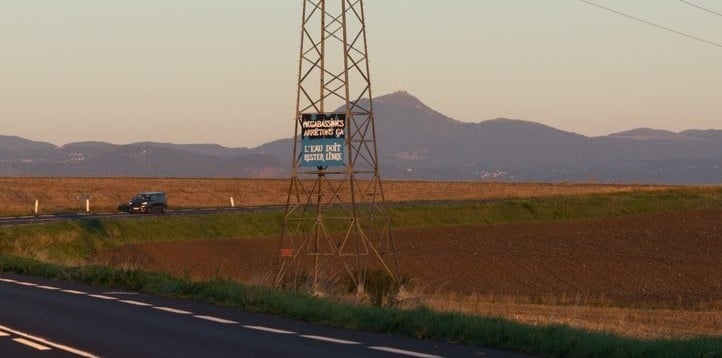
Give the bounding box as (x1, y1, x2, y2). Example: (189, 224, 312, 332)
(34, 200, 39, 215)
(86, 199, 90, 213)
(230, 197, 235, 208)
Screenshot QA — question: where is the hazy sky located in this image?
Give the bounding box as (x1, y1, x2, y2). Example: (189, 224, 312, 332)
(1, 1, 721, 147)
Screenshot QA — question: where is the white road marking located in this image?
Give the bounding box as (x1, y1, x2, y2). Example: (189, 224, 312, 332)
(0, 331, 9, 337)
(13, 337, 52, 351)
(242, 325, 296, 334)
(102, 291, 138, 295)
(0, 325, 99, 357)
(37, 285, 61, 290)
(0, 278, 18, 283)
(16, 281, 37, 286)
(299, 335, 361, 345)
(368, 346, 444, 358)
(89, 294, 118, 300)
(153, 306, 193, 315)
(193, 315, 238, 324)
(118, 300, 152, 307)
(62, 290, 88, 295)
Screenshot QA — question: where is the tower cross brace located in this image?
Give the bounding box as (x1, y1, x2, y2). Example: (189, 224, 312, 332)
(276, 0, 400, 294)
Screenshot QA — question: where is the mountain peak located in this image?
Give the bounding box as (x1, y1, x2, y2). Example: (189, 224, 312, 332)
(374, 91, 426, 108)
(485, 117, 552, 127)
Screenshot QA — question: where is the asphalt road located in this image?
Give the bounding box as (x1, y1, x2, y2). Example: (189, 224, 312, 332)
(0, 273, 526, 358)
(0, 200, 501, 227)
(0, 206, 283, 227)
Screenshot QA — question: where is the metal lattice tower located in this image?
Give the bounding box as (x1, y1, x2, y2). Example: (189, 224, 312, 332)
(276, 0, 399, 294)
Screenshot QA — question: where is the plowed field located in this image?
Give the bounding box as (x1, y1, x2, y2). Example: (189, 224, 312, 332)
(93, 207, 722, 338)
(96, 208, 722, 308)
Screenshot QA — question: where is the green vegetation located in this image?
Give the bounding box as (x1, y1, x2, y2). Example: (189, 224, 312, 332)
(2, 187, 722, 265)
(390, 187, 722, 228)
(0, 211, 282, 265)
(0, 254, 720, 358)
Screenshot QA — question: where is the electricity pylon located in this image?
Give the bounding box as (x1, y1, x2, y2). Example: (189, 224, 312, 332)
(276, 0, 399, 294)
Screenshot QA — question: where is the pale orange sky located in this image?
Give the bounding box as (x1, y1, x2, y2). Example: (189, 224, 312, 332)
(1, 1, 721, 147)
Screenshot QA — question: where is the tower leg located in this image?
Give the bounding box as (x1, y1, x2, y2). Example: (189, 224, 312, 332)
(276, 0, 399, 294)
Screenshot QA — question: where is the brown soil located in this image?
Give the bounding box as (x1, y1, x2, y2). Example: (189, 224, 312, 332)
(400, 210, 722, 308)
(0, 177, 674, 214)
(96, 208, 722, 308)
(93, 208, 722, 338)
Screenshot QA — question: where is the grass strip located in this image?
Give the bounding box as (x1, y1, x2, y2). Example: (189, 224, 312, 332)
(1, 254, 720, 358)
(0, 211, 283, 264)
(390, 187, 722, 228)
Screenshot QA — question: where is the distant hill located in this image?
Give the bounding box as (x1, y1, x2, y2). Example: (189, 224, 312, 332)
(355, 91, 722, 184)
(1, 91, 721, 183)
(0, 137, 280, 177)
(0, 135, 57, 161)
(608, 128, 705, 142)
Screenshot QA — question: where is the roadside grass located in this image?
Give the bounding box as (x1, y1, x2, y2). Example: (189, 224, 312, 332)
(420, 293, 722, 340)
(0, 212, 283, 265)
(2, 187, 722, 265)
(0, 254, 720, 358)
